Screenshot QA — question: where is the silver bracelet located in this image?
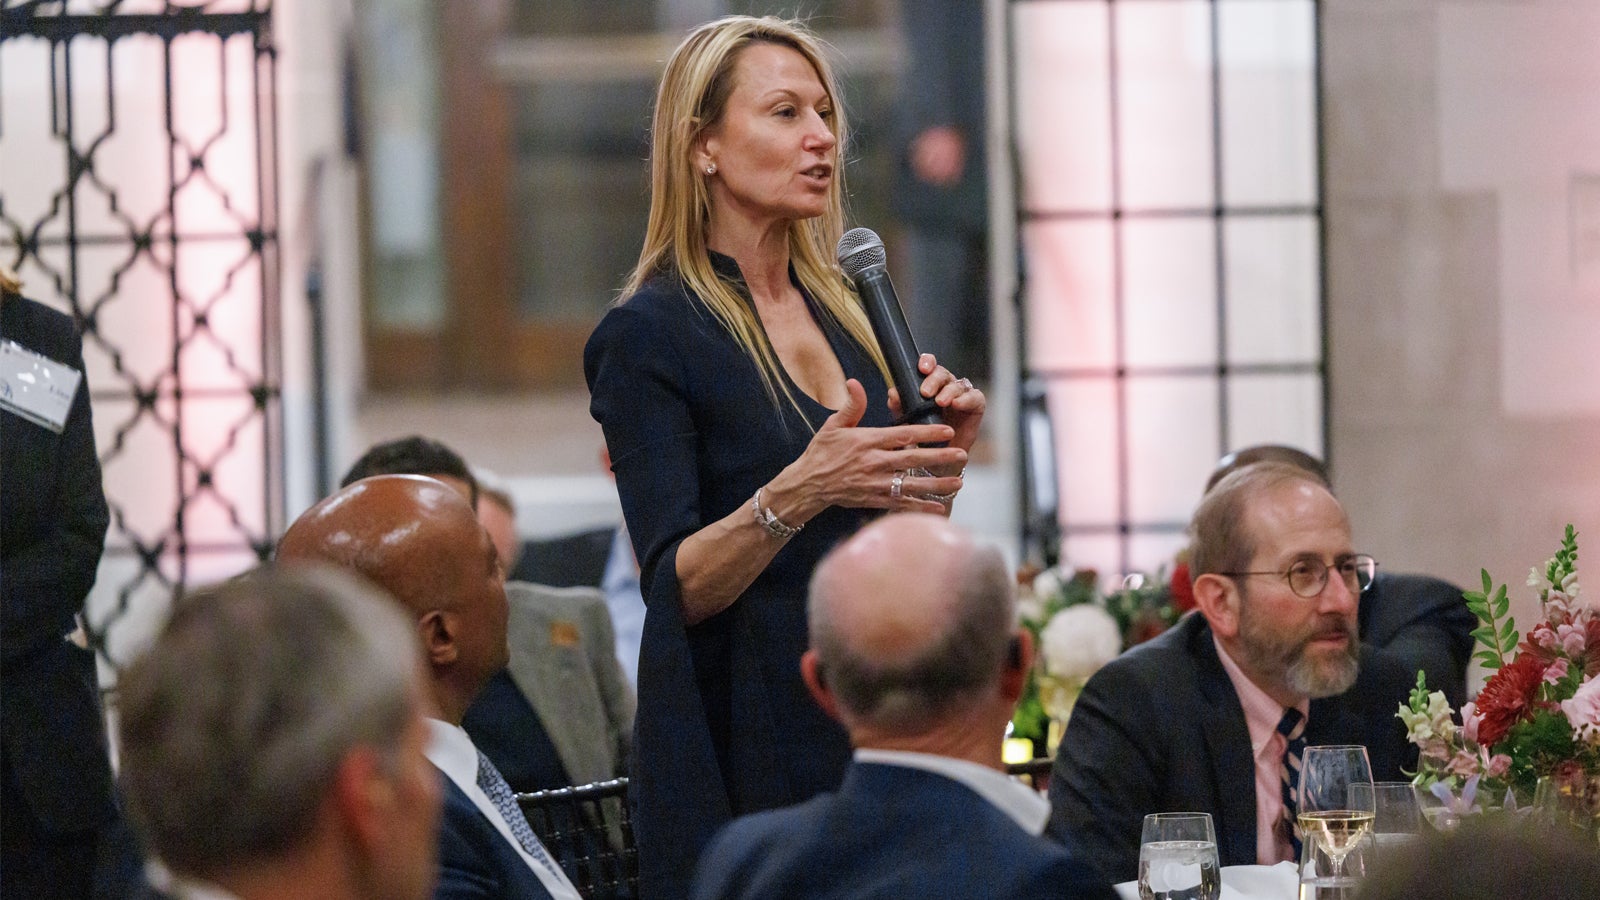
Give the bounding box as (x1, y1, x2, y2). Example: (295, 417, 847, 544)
(752, 486, 803, 539)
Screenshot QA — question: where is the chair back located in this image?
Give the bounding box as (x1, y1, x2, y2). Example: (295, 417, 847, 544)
(516, 777, 637, 899)
(1006, 757, 1053, 792)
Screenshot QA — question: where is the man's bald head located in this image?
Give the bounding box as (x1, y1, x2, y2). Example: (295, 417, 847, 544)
(276, 475, 509, 722)
(807, 514, 1015, 733)
(278, 475, 482, 617)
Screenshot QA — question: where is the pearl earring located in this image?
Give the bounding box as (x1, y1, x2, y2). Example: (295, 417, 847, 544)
(705, 163, 717, 175)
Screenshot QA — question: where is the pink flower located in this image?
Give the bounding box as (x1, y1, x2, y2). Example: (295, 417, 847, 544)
(1560, 675, 1600, 743)
(1557, 623, 1588, 657)
(1544, 657, 1570, 685)
(1530, 623, 1560, 652)
(1446, 750, 1481, 778)
(1483, 753, 1512, 779)
(1460, 701, 1481, 744)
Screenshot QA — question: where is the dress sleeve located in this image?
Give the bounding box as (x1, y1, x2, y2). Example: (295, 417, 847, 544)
(584, 301, 702, 607)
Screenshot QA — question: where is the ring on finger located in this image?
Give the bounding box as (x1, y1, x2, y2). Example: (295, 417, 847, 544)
(956, 377, 974, 391)
(890, 470, 906, 501)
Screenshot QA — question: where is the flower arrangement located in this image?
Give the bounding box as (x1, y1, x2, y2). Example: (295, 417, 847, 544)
(1398, 525, 1600, 827)
(1011, 565, 1184, 749)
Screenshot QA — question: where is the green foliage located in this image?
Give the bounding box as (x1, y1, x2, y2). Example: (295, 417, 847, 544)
(1464, 569, 1517, 671)
(1499, 711, 1580, 796)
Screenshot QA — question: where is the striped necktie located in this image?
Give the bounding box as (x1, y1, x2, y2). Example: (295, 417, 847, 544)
(475, 749, 564, 880)
(1277, 707, 1307, 860)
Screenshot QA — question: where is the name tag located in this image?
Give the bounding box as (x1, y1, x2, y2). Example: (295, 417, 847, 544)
(0, 339, 83, 434)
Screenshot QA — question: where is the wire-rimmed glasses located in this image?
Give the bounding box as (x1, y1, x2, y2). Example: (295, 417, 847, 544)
(1220, 554, 1377, 598)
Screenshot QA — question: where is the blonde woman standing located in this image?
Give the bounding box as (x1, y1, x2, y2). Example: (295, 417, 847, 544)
(584, 16, 985, 898)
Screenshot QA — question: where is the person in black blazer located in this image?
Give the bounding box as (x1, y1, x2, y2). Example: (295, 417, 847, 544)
(1047, 462, 1417, 885)
(694, 514, 1112, 900)
(0, 286, 115, 900)
(1205, 445, 1474, 708)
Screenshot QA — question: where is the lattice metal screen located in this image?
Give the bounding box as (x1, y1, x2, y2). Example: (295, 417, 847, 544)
(0, 0, 281, 676)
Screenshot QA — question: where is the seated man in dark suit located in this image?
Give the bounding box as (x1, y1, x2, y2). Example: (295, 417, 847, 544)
(693, 513, 1114, 900)
(1206, 445, 1474, 708)
(116, 566, 442, 900)
(1048, 461, 1417, 884)
(339, 437, 633, 793)
(278, 475, 580, 900)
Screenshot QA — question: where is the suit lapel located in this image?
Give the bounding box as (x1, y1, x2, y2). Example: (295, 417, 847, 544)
(1191, 623, 1259, 867)
(504, 588, 592, 784)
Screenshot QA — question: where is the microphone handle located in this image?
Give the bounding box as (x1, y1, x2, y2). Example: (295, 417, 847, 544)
(854, 266, 943, 429)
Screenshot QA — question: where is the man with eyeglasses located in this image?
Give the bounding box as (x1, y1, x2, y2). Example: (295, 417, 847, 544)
(1205, 444, 1473, 710)
(1045, 461, 1417, 884)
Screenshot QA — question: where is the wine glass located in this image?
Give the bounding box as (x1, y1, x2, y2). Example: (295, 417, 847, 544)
(1298, 745, 1376, 887)
(1138, 812, 1220, 900)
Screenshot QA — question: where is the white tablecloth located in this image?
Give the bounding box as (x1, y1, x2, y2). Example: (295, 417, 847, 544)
(1114, 862, 1300, 899)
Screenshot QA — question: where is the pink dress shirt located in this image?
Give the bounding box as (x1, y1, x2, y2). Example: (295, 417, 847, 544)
(1213, 636, 1309, 866)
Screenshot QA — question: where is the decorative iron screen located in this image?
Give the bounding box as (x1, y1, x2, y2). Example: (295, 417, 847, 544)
(1, 0, 281, 676)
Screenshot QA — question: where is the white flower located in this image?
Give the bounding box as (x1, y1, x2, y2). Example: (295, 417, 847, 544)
(1031, 567, 1065, 603)
(1040, 604, 1122, 681)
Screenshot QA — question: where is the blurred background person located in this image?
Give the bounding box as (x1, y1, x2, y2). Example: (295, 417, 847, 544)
(584, 15, 985, 897)
(1357, 820, 1600, 900)
(116, 566, 442, 900)
(1, 274, 116, 900)
(891, 0, 989, 383)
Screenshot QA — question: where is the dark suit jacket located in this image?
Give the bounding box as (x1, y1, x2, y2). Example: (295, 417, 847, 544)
(1046, 612, 1416, 885)
(0, 292, 114, 833)
(692, 762, 1115, 900)
(1361, 572, 1473, 709)
(435, 770, 556, 900)
(515, 527, 614, 588)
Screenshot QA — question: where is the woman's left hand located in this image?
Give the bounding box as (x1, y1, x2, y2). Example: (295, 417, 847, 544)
(887, 353, 986, 457)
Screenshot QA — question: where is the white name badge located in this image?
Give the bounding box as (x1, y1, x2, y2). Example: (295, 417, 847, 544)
(0, 339, 84, 434)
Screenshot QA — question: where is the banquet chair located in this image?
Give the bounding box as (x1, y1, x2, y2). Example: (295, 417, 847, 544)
(1006, 757, 1053, 792)
(516, 777, 637, 899)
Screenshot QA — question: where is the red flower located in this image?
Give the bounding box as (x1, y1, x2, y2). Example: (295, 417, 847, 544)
(1473, 652, 1547, 747)
(1169, 562, 1196, 613)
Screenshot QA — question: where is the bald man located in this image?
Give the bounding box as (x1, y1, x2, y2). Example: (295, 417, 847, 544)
(276, 476, 579, 900)
(691, 514, 1113, 900)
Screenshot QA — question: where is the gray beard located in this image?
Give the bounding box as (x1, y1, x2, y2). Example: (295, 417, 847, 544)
(1285, 646, 1360, 699)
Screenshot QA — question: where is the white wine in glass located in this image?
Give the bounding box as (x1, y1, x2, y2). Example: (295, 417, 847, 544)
(1297, 745, 1376, 887)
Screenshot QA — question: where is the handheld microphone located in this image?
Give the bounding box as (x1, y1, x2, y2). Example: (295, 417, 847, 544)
(836, 227, 943, 428)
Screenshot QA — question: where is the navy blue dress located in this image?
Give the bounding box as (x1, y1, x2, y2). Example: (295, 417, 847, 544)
(584, 253, 891, 899)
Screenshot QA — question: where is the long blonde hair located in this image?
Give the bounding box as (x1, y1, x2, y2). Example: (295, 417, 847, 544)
(622, 15, 889, 416)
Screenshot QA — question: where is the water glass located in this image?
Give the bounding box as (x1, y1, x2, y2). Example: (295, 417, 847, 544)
(1351, 781, 1421, 864)
(1138, 812, 1221, 900)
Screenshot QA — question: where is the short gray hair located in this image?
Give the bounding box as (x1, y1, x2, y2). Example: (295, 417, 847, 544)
(117, 565, 421, 877)
(808, 544, 1015, 731)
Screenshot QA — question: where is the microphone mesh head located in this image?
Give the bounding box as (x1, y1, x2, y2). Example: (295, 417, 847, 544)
(836, 227, 886, 278)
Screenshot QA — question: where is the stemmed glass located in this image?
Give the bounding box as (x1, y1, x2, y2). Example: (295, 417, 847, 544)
(1137, 812, 1220, 900)
(1298, 745, 1376, 887)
